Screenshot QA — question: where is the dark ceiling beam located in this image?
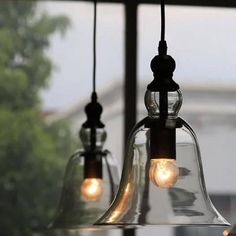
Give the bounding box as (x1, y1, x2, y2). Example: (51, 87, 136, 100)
(123, 0, 137, 155)
(141, 0, 236, 7)
(50, 0, 236, 8)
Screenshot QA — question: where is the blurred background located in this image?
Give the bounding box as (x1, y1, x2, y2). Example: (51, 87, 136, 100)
(0, 1, 236, 236)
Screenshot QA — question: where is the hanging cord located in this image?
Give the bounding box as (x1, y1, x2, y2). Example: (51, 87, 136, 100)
(158, 0, 167, 55)
(92, 0, 97, 96)
(160, 0, 165, 41)
(91, 0, 97, 151)
(82, 1, 105, 154)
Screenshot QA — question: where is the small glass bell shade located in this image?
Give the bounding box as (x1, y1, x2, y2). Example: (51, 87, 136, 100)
(49, 127, 119, 229)
(95, 89, 230, 226)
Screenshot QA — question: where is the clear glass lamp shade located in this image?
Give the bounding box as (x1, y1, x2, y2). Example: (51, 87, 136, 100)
(95, 90, 230, 227)
(49, 128, 119, 230)
(49, 149, 119, 230)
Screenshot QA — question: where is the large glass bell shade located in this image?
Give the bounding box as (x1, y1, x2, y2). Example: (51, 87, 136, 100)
(49, 127, 119, 229)
(96, 90, 230, 226)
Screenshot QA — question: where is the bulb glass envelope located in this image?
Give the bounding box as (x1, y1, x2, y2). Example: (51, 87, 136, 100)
(95, 90, 230, 226)
(223, 224, 236, 236)
(49, 127, 119, 230)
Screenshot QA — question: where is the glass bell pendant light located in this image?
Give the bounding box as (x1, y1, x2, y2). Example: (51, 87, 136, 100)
(49, 92, 119, 229)
(95, 0, 230, 227)
(49, 0, 119, 229)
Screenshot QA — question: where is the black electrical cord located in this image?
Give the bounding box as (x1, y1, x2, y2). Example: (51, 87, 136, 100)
(159, 0, 167, 55)
(91, 0, 98, 151)
(93, 0, 97, 95)
(160, 0, 165, 42)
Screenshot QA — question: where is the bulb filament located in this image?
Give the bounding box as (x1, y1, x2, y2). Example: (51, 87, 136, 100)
(80, 178, 103, 201)
(149, 158, 179, 188)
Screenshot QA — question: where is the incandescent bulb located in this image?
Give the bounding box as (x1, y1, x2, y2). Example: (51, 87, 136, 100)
(80, 178, 103, 201)
(223, 229, 230, 236)
(149, 159, 179, 188)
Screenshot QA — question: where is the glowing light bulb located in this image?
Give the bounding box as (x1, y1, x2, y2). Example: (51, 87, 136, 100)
(149, 159, 179, 188)
(223, 229, 230, 236)
(80, 178, 103, 201)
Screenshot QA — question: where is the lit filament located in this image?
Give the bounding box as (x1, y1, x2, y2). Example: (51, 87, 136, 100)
(149, 159, 179, 188)
(80, 178, 103, 201)
(223, 229, 230, 236)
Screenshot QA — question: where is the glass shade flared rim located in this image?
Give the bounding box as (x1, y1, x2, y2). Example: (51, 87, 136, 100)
(48, 223, 122, 232)
(44, 221, 232, 234)
(95, 222, 231, 228)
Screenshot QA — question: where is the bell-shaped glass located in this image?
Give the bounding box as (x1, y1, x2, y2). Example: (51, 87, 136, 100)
(49, 128, 119, 229)
(95, 90, 229, 226)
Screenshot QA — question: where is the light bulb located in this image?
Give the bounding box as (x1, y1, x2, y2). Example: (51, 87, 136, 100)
(80, 178, 103, 201)
(223, 229, 230, 236)
(149, 159, 179, 188)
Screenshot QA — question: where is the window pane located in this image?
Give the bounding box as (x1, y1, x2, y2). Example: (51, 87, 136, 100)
(0, 2, 124, 235)
(138, 4, 236, 236)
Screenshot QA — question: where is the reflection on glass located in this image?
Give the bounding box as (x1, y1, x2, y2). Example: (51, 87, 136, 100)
(107, 182, 133, 223)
